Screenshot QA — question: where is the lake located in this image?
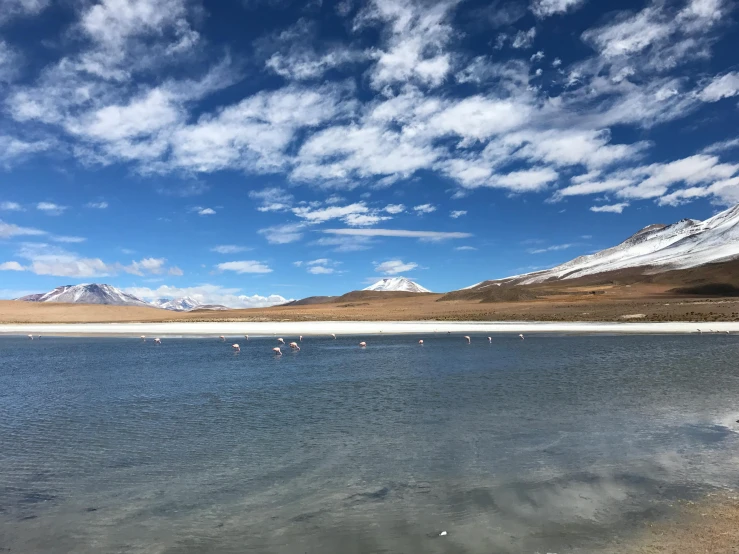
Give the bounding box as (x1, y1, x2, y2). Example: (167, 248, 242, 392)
(1, 334, 738, 553)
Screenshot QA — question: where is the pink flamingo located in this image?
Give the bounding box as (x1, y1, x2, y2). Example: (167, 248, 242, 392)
(154, 338, 161, 345)
(290, 342, 300, 351)
(331, 334, 336, 339)
(419, 339, 424, 345)
(519, 334, 525, 340)
(299, 335, 303, 342)
(277, 338, 285, 344)
(272, 347, 282, 356)
(232, 344, 240, 352)
(28, 334, 33, 340)
(359, 341, 367, 348)
(488, 337, 492, 343)
(140, 335, 146, 341)
(219, 335, 225, 342)
(244, 335, 249, 340)
(464, 336, 470, 344)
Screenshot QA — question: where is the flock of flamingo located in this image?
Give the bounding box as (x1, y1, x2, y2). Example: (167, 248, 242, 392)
(124, 332, 528, 355)
(23, 329, 732, 346)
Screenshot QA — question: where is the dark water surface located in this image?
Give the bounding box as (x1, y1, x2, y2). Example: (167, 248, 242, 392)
(1, 334, 738, 553)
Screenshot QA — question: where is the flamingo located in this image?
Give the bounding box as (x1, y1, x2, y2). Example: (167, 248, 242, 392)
(277, 338, 285, 345)
(28, 334, 33, 340)
(519, 334, 525, 340)
(140, 335, 146, 341)
(244, 335, 249, 340)
(488, 337, 492, 343)
(154, 338, 162, 345)
(464, 336, 471, 344)
(272, 347, 282, 356)
(331, 334, 336, 339)
(232, 344, 240, 352)
(299, 335, 303, 342)
(419, 339, 424, 345)
(359, 341, 367, 348)
(219, 335, 225, 342)
(290, 342, 300, 351)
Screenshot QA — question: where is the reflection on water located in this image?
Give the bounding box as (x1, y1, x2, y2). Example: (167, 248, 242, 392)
(1, 334, 738, 553)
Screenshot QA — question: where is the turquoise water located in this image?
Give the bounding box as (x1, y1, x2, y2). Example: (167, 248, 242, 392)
(1, 334, 738, 553)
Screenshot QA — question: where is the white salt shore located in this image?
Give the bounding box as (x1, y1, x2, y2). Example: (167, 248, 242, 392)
(1, 320, 739, 337)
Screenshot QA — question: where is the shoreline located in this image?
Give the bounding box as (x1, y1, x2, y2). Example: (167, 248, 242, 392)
(2, 320, 739, 336)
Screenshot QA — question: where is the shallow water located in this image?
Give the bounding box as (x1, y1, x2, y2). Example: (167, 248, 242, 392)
(1, 334, 738, 553)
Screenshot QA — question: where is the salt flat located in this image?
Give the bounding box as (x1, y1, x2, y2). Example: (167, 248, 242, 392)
(2, 320, 739, 336)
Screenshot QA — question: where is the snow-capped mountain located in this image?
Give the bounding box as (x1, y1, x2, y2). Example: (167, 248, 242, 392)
(151, 296, 202, 312)
(363, 277, 431, 293)
(477, 203, 739, 287)
(17, 284, 152, 307)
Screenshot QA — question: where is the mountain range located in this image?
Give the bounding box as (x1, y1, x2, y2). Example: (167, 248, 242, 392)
(17, 285, 228, 311)
(12, 205, 739, 310)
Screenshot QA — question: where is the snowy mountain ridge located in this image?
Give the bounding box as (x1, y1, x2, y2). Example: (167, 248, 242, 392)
(17, 284, 152, 307)
(151, 296, 202, 312)
(363, 277, 431, 293)
(489, 203, 739, 286)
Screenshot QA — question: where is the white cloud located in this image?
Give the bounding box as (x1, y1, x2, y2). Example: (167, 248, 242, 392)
(211, 245, 251, 254)
(0, 201, 23, 211)
(590, 202, 629, 213)
(383, 203, 406, 214)
(194, 207, 216, 216)
(357, 0, 458, 89)
(699, 72, 739, 102)
(168, 266, 183, 276)
(455, 245, 477, 251)
(528, 243, 576, 254)
(450, 210, 467, 218)
(51, 235, 86, 243)
(36, 202, 67, 215)
(0, 261, 25, 271)
(0, 219, 46, 238)
(374, 259, 419, 275)
(125, 284, 289, 309)
(249, 187, 294, 212)
(125, 257, 166, 276)
(85, 201, 109, 209)
(0, 0, 50, 25)
(217, 260, 273, 274)
(258, 222, 306, 244)
(532, 0, 587, 18)
(512, 28, 536, 49)
(311, 234, 375, 252)
(413, 203, 436, 214)
(496, 168, 559, 191)
(323, 228, 472, 240)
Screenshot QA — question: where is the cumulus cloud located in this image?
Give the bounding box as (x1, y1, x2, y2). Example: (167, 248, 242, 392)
(450, 210, 467, 218)
(323, 228, 472, 240)
(413, 203, 437, 214)
(8, 243, 178, 278)
(0, 201, 23, 211)
(699, 72, 739, 102)
(125, 284, 289, 309)
(211, 245, 251, 254)
(193, 207, 216, 215)
(383, 203, 406, 214)
(531, 0, 587, 18)
(374, 259, 419, 275)
(36, 202, 67, 215)
(0, 261, 25, 271)
(0, 219, 46, 238)
(527, 243, 576, 254)
(85, 201, 109, 209)
(590, 203, 630, 213)
(217, 260, 273, 274)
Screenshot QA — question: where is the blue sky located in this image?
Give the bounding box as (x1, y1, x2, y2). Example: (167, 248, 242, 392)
(0, 0, 738, 307)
